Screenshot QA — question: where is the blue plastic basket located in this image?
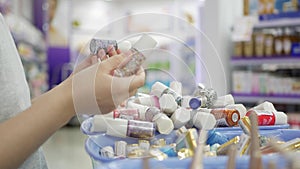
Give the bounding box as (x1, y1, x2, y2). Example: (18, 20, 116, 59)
(82, 117, 299, 169)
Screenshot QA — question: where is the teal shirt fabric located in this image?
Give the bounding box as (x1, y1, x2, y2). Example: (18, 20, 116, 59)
(0, 13, 48, 169)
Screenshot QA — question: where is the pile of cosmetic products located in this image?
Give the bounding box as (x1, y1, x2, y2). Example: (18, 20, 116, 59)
(89, 81, 299, 165)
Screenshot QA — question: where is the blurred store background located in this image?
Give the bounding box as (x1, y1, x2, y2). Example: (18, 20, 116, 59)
(0, 0, 299, 168)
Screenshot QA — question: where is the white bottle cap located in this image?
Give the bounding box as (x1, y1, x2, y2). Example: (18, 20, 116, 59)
(226, 104, 247, 118)
(212, 94, 235, 108)
(193, 111, 216, 130)
(91, 115, 111, 132)
(126, 101, 148, 120)
(181, 96, 192, 108)
(132, 34, 157, 51)
(106, 118, 128, 138)
(170, 81, 182, 96)
(274, 111, 288, 125)
(138, 95, 160, 108)
(250, 101, 277, 112)
(159, 94, 178, 114)
(151, 82, 168, 97)
(153, 113, 174, 135)
(171, 107, 191, 129)
(118, 40, 132, 51)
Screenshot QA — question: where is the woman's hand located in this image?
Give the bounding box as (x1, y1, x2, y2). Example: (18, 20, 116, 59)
(96, 55, 145, 114)
(72, 47, 145, 115)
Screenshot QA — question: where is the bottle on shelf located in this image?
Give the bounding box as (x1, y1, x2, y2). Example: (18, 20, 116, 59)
(274, 28, 284, 56)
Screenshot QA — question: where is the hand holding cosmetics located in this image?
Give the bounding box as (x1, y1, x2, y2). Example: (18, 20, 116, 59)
(90, 34, 157, 77)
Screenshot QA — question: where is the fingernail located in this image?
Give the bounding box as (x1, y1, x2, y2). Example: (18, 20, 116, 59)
(107, 45, 115, 53)
(98, 49, 106, 57)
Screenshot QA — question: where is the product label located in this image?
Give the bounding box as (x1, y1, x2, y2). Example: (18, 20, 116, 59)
(128, 120, 155, 138)
(246, 110, 275, 125)
(114, 109, 139, 120)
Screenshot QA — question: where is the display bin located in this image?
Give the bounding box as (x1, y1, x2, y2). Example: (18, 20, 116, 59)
(81, 118, 299, 169)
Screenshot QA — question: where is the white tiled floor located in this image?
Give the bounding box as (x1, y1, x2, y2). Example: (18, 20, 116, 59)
(43, 126, 93, 169)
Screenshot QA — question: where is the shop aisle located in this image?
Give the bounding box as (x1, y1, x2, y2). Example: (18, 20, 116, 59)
(43, 126, 92, 169)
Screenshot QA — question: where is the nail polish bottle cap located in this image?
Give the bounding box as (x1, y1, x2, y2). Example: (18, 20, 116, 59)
(138, 95, 160, 108)
(153, 113, 174, 135)
(170, 81, 182, 96)
(193, 111, 216, 130)
(251, 101, 276, 112)
(91, 115, 111, 132)
(171, 107, 191, 129)
(132, 34, 157, 51)
(106, 118, 128, 138)
(159, 94, 178, 114)
(181, 96, 192, 108)
(226, 104, 247, 118)
(189, 97, 201, 109)
(151, 82, 168, 97)
(118, 40, 132, 51)
(127, 101, 148, 120)
(274, 111, 288, 125)
(212, 94, 235, 108)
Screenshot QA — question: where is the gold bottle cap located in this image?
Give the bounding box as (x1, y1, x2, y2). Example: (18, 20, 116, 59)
(127, 148, 147, 158)
(149, 149, 168, 161)
(177, 148, 194, 160)
(239, 116, 251, 134)
(217, 136, 240, 155)
(226, 109, 240, 126)
(186, 128, 198, 151)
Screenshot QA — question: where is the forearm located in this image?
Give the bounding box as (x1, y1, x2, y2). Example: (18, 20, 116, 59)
(0, 78, 75, 169)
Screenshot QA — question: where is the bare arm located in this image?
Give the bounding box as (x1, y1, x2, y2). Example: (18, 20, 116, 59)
(0, 53, 145, 169)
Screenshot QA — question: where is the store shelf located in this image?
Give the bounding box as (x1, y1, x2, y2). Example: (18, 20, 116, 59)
(254, 18, 300, 29)
(232, 93, 300, 104)
(231, 57, 300, 67)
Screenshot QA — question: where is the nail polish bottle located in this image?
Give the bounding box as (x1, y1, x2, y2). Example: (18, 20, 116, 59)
(151, 81, 183, 106)
(127, 101, 174, 134)
(106, 118, 155, 139)
(159, 94, 178, 115)
(114, 34, 157, 77)
(193, 84, 218, 108)
(89, 39, 118, 55)
(210, 108, 241, 127)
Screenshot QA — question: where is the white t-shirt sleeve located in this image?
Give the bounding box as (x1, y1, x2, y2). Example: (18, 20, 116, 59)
(0, 13, 48, 169)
